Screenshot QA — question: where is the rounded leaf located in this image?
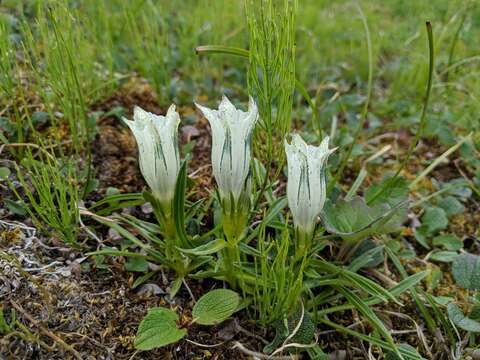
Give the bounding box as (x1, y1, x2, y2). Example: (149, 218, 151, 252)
(0, 167, 10, 181)
(447, 303, 480, 333)
(452, 253, 480, 290)
(134, 307, 187, 350)
(192, 289, 240, 325)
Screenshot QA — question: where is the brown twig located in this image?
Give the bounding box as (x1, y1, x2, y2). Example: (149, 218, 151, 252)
(10, 300, 83, 360)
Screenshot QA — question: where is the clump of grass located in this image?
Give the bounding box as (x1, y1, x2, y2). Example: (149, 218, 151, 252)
(252, 217, 305, 325)
(19, 1, 114, 155)
(10, 148, 81, 247)
(122, 1, 171, 104)
(0, 22, 27, 154)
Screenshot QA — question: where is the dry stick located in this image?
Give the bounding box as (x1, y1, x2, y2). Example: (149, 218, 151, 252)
(454, 158, 480, 199)
(409, 133, 471, 189)
(0, 142, 56, 160)
(10, 300, 83, 360)
(0, 252, 53, 311)
(232, 341, 299, 360)
(185, 338, 225, 348)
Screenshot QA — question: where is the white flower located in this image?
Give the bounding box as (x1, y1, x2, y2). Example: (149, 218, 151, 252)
(123, 105, 180, 204)
(195, 95, 258, 203)
(285, 134, 336, 235)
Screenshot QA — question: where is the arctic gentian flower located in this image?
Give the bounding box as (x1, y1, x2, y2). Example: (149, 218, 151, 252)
(285, 134, 336, 257)
(195, 95, 258, 204)
(195, 96, 258, 287)
(123, 105, 180, 208)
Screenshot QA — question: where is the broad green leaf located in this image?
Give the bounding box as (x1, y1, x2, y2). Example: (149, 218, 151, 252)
(178, 239, 227, 256)
(429, 251, 459, 263)
(365, 176, 409, 207)
(420, 207, 448, 235)
(438, 196, 465, 216)
(0, 167, 10, 181)
(192, 289, 240, 325)
(447, 303, 480, 333)
(4, 199, 27, 216)
(452, 253, 480, 290)
(322, 196, 408, 242)
(125, 257, 149, 272)
(432, 234, 463, 251)
(134, 307, 187, 350)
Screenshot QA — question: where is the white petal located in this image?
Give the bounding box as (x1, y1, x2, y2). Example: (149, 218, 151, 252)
(196, 96, 258, 202)
(285, 134, 335, 234)
(127, 105, 181, 202)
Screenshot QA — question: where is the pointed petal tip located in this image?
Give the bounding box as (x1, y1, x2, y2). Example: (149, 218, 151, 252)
(133, 105, 145, 115)
(292, 133, 306, 147)
(121, 116, 134, 127)
(219, 94, 234, 110)
(194, 101, 208, 115)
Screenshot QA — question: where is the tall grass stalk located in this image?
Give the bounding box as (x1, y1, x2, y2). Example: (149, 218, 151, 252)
(0, 22, 27, 156)
(245, 0, 297, 186)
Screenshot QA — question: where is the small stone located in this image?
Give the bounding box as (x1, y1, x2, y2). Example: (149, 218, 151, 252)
(136, 283, 165, 296)
(141, 202, 153, 214)
(182, 125, 200, 142)
(108, 228, 122, 242)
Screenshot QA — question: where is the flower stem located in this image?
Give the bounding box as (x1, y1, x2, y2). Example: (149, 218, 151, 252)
(221, 204, 248, 289)
(222, 244, 238, 289)
(295, 228, 313, 260)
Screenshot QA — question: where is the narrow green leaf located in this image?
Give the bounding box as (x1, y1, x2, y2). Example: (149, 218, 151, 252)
(174, 160, 191, 248)
(389, 271, 428, 297)
(337, 287, 400, 359)
(178, 239, 227, 256)
(195, 45, 249, 58)
(342, 270, 400, 304)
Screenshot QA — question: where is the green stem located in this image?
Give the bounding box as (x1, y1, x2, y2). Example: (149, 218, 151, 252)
(221, 199, 248, 289)
(295, 228, 313, 261)
(222, 244, 238, 289)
